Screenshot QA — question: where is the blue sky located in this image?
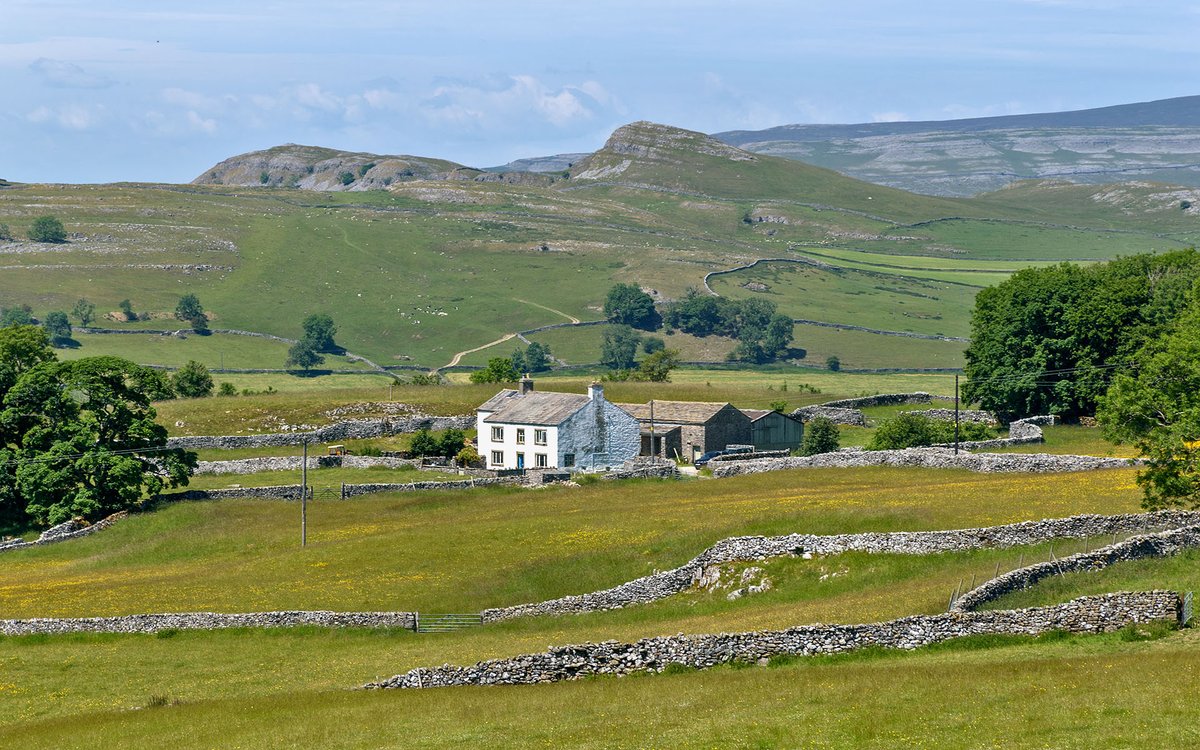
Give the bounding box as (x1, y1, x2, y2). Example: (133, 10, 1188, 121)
(2, 0, 1197, 183)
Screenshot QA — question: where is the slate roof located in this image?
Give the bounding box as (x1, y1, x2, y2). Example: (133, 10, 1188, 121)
(616, 400, 736, 425)
(481, 390, 591, 426)
(741, 408, 803, 424)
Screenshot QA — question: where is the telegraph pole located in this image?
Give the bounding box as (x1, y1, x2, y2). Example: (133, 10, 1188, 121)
(954, 374, 960, 455)
(301, 439, 308, 546)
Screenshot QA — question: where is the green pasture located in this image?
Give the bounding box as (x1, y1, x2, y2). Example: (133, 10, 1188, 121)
(185, 465, 464, 491)
(55, 331, 375, 372)
(885, 218, 1186, 261)
(0, 466, 1141, 619)
(709, 260, 979, 337)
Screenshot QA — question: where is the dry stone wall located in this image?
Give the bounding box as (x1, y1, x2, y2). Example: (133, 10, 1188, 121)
(954, 523, 1200, 612)
(372, 593, 1179, 689)
(168, 415, 474, 450)
(195, 455, 430, 475)
(712, 447, 1136, 477)
(0, 512, 128, 554)
(482, 511, 1199, 622)
(905, 408, 996, 424)
(0, 610, 416, 636)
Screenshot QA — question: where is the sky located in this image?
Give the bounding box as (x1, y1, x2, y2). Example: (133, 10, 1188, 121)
(2, 0, 1198, 183)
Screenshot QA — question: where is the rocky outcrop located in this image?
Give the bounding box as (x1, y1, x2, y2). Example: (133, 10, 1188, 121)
(370, 592, 1180, 689)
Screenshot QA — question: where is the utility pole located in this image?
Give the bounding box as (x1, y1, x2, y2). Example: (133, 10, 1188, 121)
(649, 399, 656, 457)
(954, 374, 960, 455)
(301, 439, 308, 546)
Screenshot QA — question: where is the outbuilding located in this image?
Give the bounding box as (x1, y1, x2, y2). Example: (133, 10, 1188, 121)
(740, 409, 805, 452)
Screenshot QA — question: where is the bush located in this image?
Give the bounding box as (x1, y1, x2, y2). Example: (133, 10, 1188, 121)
(118, 299, 134, 321)
(172, 360, 214, 398)
(217, 382, 237, 396)
(339, 172, 355, 186)
(826, 355, 841, 372)
(0, 223, 12, 241)
(437, 428, 466, 458)
(42, 311, 72, 346)
(409, 428, 438, 457)
(800, 417, 840, 456)
(28, 216, 66, 243)
(456, 445, 481, 466)
(867, 413, 994, 450)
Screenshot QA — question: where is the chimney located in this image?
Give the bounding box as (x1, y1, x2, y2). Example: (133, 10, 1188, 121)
(519, 374, 534, 395)
(588, 381, 604, 402)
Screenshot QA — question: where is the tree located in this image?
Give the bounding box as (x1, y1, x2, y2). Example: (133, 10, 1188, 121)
(1098, 289, 1200, 509)
(0, 325, 55, 400)
(172, 360, 213, 398)
(118, 299, 134, 321)
(71, 298, 95, 327)
(437, 428, 466, 458)
(0, 356, 197, 526)
(600, 325, 641, 370)
(963, 251, 1200, 421)
(409, 428, 438, 457)
(286, 340, 324, 371)
(523, 341, 552, 373)
(800, 417, 840, 456)
(301, 314, 338, 352)
(637, 348, 680, 382)
(175, 294, 208, 333)
(0, 223, 12, 241)
(826, 355, 841, 372)
(604, 283, 658, 330)
(469, 357, 519, 384)
(42, 311, 72, 347)
(642, 336, 666, 354)
(0, 305, 34, 328)
(28, 216, 66, 243)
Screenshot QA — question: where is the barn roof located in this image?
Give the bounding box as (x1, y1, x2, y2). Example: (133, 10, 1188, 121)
(741, 408, 803, 424)
(616, 400, 739, 425)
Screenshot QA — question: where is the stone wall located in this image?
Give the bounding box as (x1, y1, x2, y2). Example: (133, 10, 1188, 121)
(817, 393, 949, 409)
(954, 523, 1200, 611)
(903, 408, 997, 424)
(0, 512, 128, 554)
(0, 610, 416, 636)
(168, 415, 474, 450)
(340, 477, 518, 498)
(371, 592, 1179, 689)
(481, 511, 1198, 622)
(195, 455, 431, 475)
(602, 458, 681, 480)
(789, 406, 866, 426)
(711, 447, 1137, 477)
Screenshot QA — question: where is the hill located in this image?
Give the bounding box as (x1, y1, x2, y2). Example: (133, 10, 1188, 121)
(713, 95, 1200, 196)
(193, 143, 554, 191)
(0, 120, 1192, 374)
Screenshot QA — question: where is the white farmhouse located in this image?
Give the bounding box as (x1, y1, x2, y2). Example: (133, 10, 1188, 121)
(476, 377, 639, 471)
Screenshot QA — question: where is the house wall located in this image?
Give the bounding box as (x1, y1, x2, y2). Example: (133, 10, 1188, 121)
(558, 399, 639, 471)
(476, 417, 559, 470)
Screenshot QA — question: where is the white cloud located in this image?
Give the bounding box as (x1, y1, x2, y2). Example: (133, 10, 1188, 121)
(29, 57, 113, 89)
(26, 103, 103, 130)
(872, 111, 909, 123)
(419, 75, 610, 131)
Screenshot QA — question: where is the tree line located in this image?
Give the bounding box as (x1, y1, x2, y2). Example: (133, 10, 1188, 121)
(962, 249, 1200, 509)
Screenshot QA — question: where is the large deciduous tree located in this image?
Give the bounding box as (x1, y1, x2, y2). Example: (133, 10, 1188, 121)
(600, 325, 641, 370)
(175, 294, 208, 333)
(1098, 287, 1200, 510)
(301, 314, 338, 352)
(603, 283, 658, 330)
(0, 352, 196, 527)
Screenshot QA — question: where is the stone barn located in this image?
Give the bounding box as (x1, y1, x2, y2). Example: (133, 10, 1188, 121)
(618, 400, 752, 462)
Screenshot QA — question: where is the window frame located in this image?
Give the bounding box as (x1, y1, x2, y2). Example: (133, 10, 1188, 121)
(490, 450, 504, 466)
(534, 429, 547, 446)
(516, 428, 526, 445)
(490, 426, 504, 442)
(535, 453, 548, 468)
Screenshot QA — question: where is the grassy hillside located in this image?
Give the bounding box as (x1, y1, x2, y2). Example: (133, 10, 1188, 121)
(1, 122, 1193, 374)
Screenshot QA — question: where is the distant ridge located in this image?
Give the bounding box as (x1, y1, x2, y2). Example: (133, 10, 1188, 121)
(715, 94, 1200, 143)
(710, 95, 1200, 196)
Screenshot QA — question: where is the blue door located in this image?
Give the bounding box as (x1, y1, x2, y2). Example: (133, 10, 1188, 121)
(516, 453, 525, 469)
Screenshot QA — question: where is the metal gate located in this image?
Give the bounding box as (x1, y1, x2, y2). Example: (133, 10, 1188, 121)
(1182, 591, 1194, 628)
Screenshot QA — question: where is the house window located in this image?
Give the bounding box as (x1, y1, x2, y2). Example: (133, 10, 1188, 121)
(490, 450, 504, 466)
(534, 429, 547, 445)
(535, 453, 548, 468)
(516, 428, 525, 444)
(491, 426, 504, 442)
(563, 453, 575, 467)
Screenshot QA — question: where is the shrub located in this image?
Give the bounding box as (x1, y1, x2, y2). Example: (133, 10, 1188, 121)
(118, 299, 134, 321)
(826, 355, 841, 372)
(28, 216, 66, 243)
(0, 223, 12, 240)
(409, 428, 438, 457)
(800, 416, 840, 456)
(259, 171, 270, 184)
(172, 360, 214, 398)
(217, 382, 237, 397)
(42, 311, 72, 346)
(456, 445, 481, 466)
(867, 413, 994, 450)
(437, 428, 466, 458)
(339, 171, 355, 186)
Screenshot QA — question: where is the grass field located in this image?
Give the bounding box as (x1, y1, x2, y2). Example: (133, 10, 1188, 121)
(184, 465, 464, 490)
(56, 331, 376, 372)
